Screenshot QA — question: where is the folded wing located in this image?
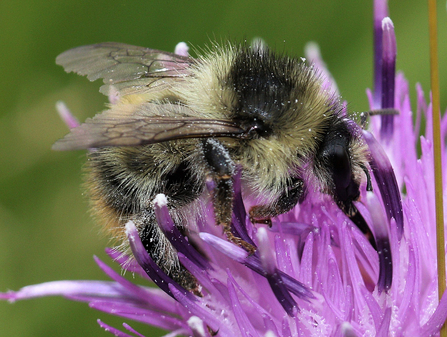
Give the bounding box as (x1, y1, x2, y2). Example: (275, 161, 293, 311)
(52, 103, 245, 151)
(56, 42, 193, 96)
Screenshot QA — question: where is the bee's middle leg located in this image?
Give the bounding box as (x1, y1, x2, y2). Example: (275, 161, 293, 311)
(201, 139, 255, 253)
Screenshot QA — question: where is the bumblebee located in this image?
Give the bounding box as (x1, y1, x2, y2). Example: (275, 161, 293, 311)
(54, 42, 372, 291)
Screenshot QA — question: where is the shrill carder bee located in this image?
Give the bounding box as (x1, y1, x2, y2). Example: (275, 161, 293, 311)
(53, 42, 373, 291)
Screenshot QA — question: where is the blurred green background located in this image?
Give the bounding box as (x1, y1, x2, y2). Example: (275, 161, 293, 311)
(0, 0, 446, 336)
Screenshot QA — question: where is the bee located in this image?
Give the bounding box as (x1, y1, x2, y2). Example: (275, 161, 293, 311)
(53, 42, 372, 291)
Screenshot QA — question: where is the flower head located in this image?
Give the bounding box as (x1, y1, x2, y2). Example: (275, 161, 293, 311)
(2, 1, 447, 336)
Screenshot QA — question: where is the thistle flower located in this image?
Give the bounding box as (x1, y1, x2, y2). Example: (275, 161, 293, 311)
(2, 2, 447, 336)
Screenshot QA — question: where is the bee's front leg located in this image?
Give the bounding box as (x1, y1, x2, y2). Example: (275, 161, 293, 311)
(249, 177, 306, 226)
(201, 138, 255, 254)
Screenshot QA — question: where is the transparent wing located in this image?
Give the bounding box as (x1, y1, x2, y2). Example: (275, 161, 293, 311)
(52, 104, 245, 151)
(56, 42, 193, 96)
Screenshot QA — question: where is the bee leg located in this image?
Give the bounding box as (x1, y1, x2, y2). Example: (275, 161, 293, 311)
(249, 214, 273, 227)
(331, 180, 377, 249)
(249, 177, 306, 226)
(136, 209, 201, 294)
(347, 204, 377, 249)
(201, 139, 256, 254)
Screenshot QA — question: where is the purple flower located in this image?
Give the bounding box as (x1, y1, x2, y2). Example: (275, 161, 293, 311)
(2, 1, 447, 336)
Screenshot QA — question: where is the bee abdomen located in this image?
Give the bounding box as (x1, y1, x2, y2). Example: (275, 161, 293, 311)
(87, 146, 205, 291)
(88, 145, 205, 216)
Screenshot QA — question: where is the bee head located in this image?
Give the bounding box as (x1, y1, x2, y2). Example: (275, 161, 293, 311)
(314, 118, 371, 215)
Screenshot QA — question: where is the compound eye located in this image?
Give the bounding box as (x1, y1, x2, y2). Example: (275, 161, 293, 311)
(329, 145, 351, 190)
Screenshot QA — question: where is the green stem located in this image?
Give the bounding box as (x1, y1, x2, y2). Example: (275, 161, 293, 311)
(428, 0, 446, 335)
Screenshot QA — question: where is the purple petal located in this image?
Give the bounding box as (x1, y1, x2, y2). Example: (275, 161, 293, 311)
(199, 232, 248, 263)
(373, 0, 389, 109)
(174, 42, 189, 57)
(363, 130, 403, 240)
(319, 258, 345, 322)
(90, 301, 187, 331)
(153, 194, 209, 270)
(415, 83, 427, 137)
(231, 172, 256, 245)
(186, 316, 208, 337)
(177, 253, 228, 302)
(279, 272, 315, 300)
(361, 286, 382, 330)
(257, 227, 276, 274)
(162, 329, 191, 337)
(420, 288, 447, 336)
(66, 286, 179, 320)
(256, 228, 298, 316)
(226, 271, 279, 322)
(365, 193, 392, 292)
(344, 285, 354, 322)
(226, 276, 259, 337)
(122, 323, 145, 337)
(269, 221, 314, 236)
(1, 280, 131, 302)
(125, 221, 195, 300)
(56, 101, 80, 129)
(341, 322, 358, 337)
(94, 255, 159, 303)
(266, 271, 298, 316)
(274, 234, 295, 277)
(262, 315, 279, 336)
(351, 203, 380, 277)
(376, 307, 392, 337)
(200, 232, 313, 300)
(168, 284, 233, 336)
(340, 226, 367, 308)
(397, 245, 417, 323)
(97, 320, 134, 337)
(380, 17, 397, 141)
(281, 317, 292, 337)
(105, 248, 150, 280)
(300, 230, 314, 287)
(304, 42, 339, 94)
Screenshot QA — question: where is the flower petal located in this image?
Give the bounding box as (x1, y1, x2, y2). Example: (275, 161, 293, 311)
(380, 17, 397, 141)
(1, 280, 132, 302)
(125, 221, 195, 301)
(153, 194, 210, 270)
(97, 320, 134, 337)
(199, 231, 313, 301)
(363, 130, 404, 240)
